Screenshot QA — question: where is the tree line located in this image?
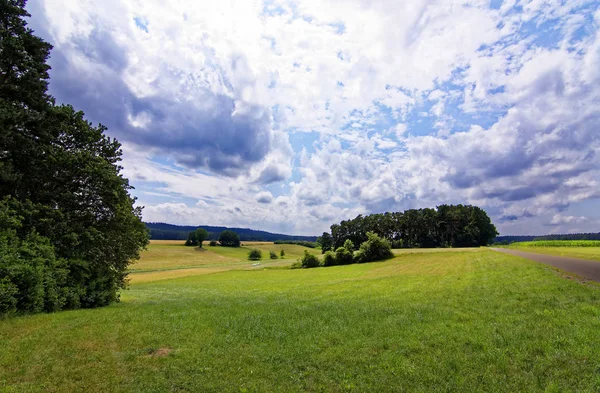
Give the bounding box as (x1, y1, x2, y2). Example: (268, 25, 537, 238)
(317, 205, 498, 252)
(146, 222, 317, 242)
(0, 1, 148, 316)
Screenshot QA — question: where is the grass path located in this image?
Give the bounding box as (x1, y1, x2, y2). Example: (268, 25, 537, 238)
(2, 249, 600, 392)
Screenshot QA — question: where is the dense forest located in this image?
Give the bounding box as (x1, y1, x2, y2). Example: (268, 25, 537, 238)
(318, 205, 498, 251)
(0, 1, 148, 316)
(146, 222, 318, 242)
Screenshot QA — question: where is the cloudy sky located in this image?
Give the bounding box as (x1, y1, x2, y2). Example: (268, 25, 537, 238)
(27, 0, 600, 236)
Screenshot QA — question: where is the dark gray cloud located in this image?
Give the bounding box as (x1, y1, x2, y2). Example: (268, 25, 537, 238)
(29, 9, 274, 177)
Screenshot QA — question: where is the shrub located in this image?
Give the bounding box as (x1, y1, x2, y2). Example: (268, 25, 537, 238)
(209, 240, 217, 246)
(322, 251, 337, 267)
(269, 251, 278, 259)
(248, 249, 262, 261)
(335, 247, 354, 265)
(280, 249, 285, 258)
(300, 250, 320, 268)
(355, 232, 393, 263)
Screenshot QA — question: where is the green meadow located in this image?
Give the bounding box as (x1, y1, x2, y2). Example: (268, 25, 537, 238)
(504, 240, 600, 262)
(2, 244, 600, 392)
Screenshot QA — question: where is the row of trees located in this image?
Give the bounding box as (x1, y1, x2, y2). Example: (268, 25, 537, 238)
(185, 229, 241, 247)
(317, 205, 498, 252)
(1, 1, 148, 316)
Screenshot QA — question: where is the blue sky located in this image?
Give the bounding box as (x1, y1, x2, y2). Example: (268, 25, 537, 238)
(27, 0, 600, 236)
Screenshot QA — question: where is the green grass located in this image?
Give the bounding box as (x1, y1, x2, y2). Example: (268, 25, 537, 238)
(2, 249, 600, 392)
(504, 241, 600, 262)
(130, 240, 320, 273)
(511, 240, 600, 247)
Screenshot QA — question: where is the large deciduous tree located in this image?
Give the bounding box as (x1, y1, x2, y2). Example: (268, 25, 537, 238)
(0, 0, 148, 316)
(218, 230, 240, 247)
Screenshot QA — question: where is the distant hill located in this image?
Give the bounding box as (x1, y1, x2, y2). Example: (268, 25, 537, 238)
(494, 233, 600, 244)
(145, 222, 318, 242)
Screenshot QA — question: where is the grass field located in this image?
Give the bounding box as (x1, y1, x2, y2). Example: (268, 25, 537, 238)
(130, 240, 320, 275)
(2, 248, 600, 392)
(504, 241, 600, 262)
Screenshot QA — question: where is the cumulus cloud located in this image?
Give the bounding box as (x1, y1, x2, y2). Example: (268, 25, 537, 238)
(255, 191, 273, 204)
(26, 0, 600, 235)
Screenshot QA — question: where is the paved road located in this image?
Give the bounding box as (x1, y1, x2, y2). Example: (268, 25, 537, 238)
(491, 248, 600, 282)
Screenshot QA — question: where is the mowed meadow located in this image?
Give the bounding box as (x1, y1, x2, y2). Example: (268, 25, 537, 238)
(503, 240, 600, 262)
(2, 242, 600, 392)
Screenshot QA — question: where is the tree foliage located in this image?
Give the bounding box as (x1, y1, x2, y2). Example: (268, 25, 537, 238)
(0, 1, 148, 316)
(248, 249, 262, 261)
(354, 232, 393, 264)
(300, 250, 320, 268)
(218, 230, 240, 247)
(316, 232, 333, 253)
(195, 228, 209, 248)
(326, 205, 498, 251)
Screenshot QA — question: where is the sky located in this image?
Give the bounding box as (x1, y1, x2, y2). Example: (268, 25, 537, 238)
(26, 0, 600, 236)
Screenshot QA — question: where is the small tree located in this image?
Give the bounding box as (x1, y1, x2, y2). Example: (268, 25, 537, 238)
(219, 230, 240, 247)
(335, 246, 353, 265)
(300, 250, 320, 268)
(269, 251, 278, 259)
(280, 249, 285, 258)
(248, 249, 262, 261)
(185, 231, 197, 246)
(355, 232, 393, 263)
(209, 240, 217, 247)
(195, 228, 209, 248)
(322, 251, 337, 267)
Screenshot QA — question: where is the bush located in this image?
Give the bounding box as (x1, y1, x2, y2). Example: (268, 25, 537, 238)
(209, 240, 217, 246)
(269, 251, 278, 259)
(355, 232, 393, 263)
(248, 249, 262, 261)
(335, 246, 354, 265)
(300, 250, 320, 268)
(322, 251, 337, 267)
(280, 249, 285, 258)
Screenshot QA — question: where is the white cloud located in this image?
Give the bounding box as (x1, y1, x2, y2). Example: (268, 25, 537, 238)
(26, 0, 600, 235)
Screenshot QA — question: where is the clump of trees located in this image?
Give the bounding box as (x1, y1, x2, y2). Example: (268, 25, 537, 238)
(318, 205, 498, 253)
(248, 249, 262, 261)
(219, 230, 240, 247)
(298, 233, 393, 269)
(0, 2, 148, 317)
(209, 240, 218, 247)
(185, 228, 209, 247)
